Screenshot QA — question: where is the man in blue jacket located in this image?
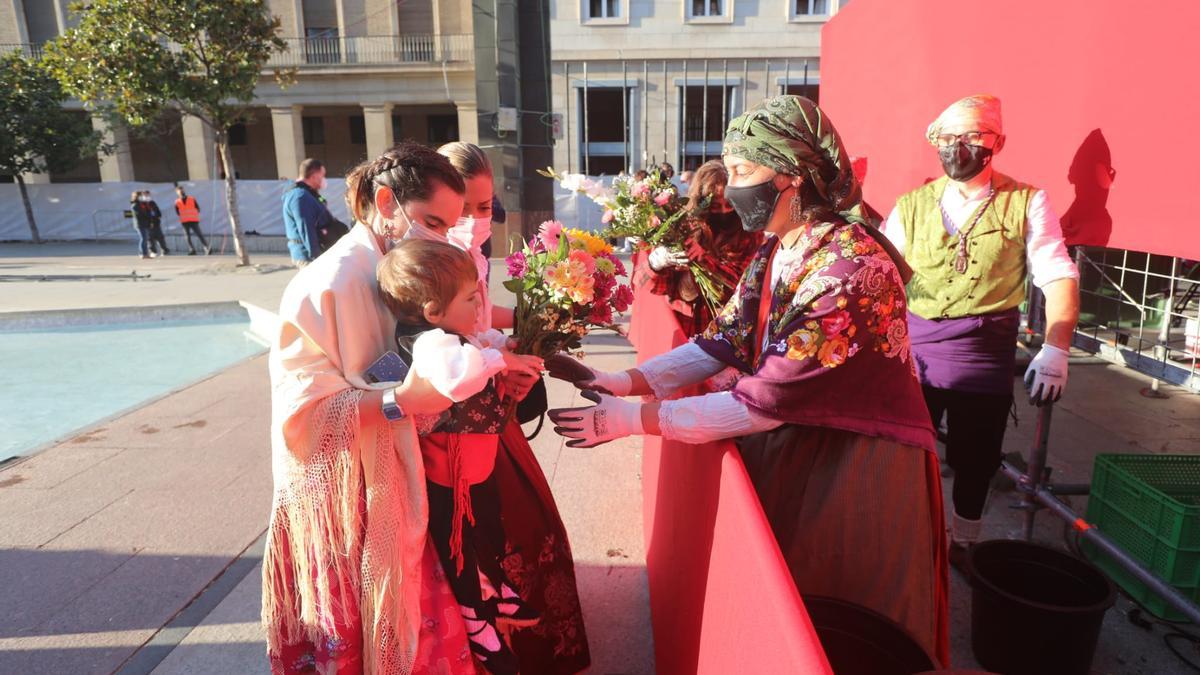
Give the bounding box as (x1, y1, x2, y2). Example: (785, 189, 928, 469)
(282, 158, 334, 267)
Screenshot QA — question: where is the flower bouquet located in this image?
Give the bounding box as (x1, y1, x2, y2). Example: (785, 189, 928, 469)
(539, 167, 730, 315)
(503, 220, 634, 362)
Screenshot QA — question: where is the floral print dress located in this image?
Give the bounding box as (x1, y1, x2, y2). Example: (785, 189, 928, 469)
(696, 220, 934, 448)
(692, 220, 950, 665)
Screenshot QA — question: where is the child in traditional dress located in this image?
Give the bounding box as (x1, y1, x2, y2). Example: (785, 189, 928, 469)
(377, 239, 542, 674)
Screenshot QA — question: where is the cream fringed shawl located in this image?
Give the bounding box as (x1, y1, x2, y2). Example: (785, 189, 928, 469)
(263, 223, 431, 673)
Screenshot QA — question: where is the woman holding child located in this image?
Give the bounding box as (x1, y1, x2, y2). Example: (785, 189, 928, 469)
(263, 142, 588, 673)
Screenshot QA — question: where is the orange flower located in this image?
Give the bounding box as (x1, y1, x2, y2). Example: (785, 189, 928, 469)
(818, 335, 850, 368)
(787, 330, 821, 361)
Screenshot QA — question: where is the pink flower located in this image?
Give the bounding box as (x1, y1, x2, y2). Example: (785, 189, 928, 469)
(568, 248, 596, 275)
(631, 182, 650, 199)
(613, 284, 635, 313)
(538, 220, 564, 252)
(821, 309, 853, 337)
(649, 215, 662, 228)
(602, 209, 615, 224)
(654, 190, 672, 206)
(506, 251, 527, 277)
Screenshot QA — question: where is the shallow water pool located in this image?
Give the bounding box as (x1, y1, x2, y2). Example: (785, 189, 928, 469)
(0, 319, 266, 462)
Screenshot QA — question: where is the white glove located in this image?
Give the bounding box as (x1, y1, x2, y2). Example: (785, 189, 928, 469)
(1024, 344, 1069, 405)
(545, 354, 633, 396)
(549, 390, 645, 448)
(648, 246, 690, 272)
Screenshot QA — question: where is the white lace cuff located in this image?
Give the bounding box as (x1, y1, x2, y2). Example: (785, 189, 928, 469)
(638, 343, 727, 400)
(658, 391, 782, 444)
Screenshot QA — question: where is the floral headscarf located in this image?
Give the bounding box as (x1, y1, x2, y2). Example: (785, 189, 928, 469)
(723, 95, 873, 228)
(723, 95, 912, 281)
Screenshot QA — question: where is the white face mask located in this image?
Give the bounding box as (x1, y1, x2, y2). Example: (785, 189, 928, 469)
(397, 208, 447, 245)
(446, 215, 493, 252)
(318, 176, 328, 191)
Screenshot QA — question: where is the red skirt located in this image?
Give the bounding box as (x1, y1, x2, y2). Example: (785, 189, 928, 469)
(492, 421, 592, 674)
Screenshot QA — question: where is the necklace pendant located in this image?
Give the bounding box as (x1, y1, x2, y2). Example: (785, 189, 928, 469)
(954, 256, 969, 274)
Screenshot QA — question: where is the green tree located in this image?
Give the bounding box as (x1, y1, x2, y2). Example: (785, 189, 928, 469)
(44, 0, 292, 265)
(0, 52, 107, 244)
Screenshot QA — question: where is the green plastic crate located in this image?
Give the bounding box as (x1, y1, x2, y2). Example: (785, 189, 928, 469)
(1081, 454, 1200, 621)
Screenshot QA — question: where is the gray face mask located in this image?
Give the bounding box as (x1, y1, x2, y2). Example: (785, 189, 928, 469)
(724, 179, 783, 232)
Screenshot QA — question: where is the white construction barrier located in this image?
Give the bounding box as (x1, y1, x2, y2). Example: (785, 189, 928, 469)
(0, 178, 350, 241)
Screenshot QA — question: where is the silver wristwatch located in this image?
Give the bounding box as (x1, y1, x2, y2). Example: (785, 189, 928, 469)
(381, 388, 406, 421)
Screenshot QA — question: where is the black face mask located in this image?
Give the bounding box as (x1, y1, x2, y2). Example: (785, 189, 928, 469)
(939, 142, 993, 181)
(724, 180, 783, 232)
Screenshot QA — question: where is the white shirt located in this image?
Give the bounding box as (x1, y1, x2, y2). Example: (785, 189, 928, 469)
(882, 185, 1079, 289)
(411, 328, 507, 403)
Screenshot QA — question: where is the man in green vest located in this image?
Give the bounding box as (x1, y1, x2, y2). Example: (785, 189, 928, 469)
(883, 94, 1080, 564)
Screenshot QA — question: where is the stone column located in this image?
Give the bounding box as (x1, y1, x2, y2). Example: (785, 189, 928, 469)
(270, 105, 305, 181)
(362, 103, 394, 161)
(93, 115, 135, 182)
(181, 114, 216, 181)
(456, 100, 479, 144)
(0, 0, 31, 44)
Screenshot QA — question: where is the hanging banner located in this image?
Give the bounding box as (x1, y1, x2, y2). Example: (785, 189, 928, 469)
(820, 0, 1200, 260)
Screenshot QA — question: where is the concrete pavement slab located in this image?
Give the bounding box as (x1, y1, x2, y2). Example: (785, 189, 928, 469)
(150, 563, 269, 675)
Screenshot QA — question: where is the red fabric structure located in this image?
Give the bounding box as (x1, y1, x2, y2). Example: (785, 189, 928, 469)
(630, 254, 832, 675)
(821, 0, 1200, 260)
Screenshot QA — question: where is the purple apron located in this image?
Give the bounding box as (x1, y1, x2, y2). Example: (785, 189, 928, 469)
(907, 308, 1020, 395)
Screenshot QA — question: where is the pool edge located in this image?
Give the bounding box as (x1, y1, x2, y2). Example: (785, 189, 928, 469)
(0, 300, 279, 469)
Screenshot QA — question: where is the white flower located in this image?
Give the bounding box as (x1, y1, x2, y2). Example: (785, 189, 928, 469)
(584, 182, 612, 204)
(560, 173, 593, 192)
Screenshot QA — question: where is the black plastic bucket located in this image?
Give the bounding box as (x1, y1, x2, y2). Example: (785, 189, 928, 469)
(803, 595, 938, 674)
(966, 540, 1115, 675)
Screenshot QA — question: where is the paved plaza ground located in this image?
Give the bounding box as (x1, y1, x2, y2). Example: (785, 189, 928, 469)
(2, 240, 1199, 674)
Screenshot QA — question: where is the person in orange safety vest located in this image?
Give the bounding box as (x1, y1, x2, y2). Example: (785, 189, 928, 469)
(175, 185, 211, 255)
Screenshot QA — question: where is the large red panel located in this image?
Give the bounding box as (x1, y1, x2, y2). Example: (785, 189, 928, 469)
(633, 276, 832, 674)
(821, 0, 1200, 260)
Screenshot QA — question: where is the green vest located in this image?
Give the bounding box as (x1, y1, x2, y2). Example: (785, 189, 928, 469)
(899, 172, 1035, 319)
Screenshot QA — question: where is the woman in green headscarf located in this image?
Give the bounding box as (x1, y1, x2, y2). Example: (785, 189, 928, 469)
(547, 96, 949, 665)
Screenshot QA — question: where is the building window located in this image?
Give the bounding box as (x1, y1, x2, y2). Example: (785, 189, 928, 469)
(588, 0, 620, 19)
(583, 0, 626, 24)
(428, 115, 459, 145)
(794, 0, 828, 15)
(679, 84, 733, 170)
(227, 123, 248, 146)
(349, 116, 366, 144)
(304, 27, 341, 64)
(578, 87, 633, 175)
(687, 0, 730, 21)
(303, 116, 325, 145)
(782, 82, 820, 104)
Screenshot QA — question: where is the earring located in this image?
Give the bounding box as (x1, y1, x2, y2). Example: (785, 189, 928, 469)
(789, 194, 804, 223)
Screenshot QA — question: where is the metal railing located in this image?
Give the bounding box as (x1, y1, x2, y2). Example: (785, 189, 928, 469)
(2, 35, 473, 68)
(0, 43, 46, 60)
(1063, 247, 1200, 392)
(269, 34, 474, 67)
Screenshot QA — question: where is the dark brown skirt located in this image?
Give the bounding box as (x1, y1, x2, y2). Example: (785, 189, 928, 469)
(493, 421, 591, 674)
(739, 425, 950, 666)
